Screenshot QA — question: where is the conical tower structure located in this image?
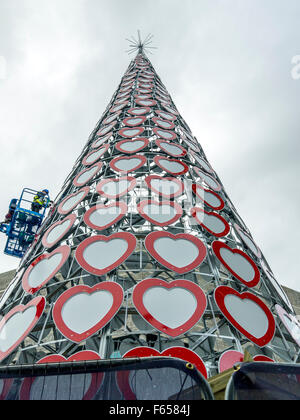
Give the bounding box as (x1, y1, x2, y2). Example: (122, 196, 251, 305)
(0, 45, 299, 379)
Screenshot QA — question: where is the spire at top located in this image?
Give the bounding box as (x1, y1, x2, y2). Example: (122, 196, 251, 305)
(126, 30, 157, 56)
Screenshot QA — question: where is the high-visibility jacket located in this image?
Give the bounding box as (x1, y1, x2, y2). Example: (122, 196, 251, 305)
(33, 192, 49, 207)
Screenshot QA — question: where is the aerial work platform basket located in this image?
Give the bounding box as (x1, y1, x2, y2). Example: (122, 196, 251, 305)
(0, 188, 50, 258)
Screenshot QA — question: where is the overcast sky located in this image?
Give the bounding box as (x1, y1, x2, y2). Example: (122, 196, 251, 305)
(0, 0, 299, 292)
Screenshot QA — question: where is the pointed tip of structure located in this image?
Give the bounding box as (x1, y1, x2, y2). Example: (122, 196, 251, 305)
(126, 31, 157, 56)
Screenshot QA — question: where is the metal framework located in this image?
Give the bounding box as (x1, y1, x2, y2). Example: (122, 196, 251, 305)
(0, 49, 298, 378)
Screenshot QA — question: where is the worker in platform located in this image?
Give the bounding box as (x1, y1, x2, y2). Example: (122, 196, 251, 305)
(1, 199, 18, 225)
(31, 189, 51, 213)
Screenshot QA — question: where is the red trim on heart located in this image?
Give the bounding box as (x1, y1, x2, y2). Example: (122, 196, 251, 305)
(0, 297, 46, 362)
(110, 102, 129, 113)
(52, 282, 124, 343)
(155, 110, 177, 121)
(96, 121, 118, 137)
(194, 167, 222, 192)
(118, 126, 145, 139)
(214, 286, 276, 347)
(191, 208, 230, 238)
(233, 223, 262, 259)
(57, 186, 90, 215)
(218, 350, 244, 373)
(75, 232, 137, 275)
(161, 104, 179, 115)
(122, 347, 207, 378)
(73, 162, 103, 187)
(155, 139, 187, 158)
(110, 155, 147, 174)
(103, 111, 121, 125)
(83, 201, 127, 231)
(137, 199, 183, 227)
(132, 278, 207, 337)
(42, 214, 76, 248)
(152, 127, 177, 140)
(145, 175, 184, 199)
(22, 245, 71, 294)
(0, 379, 13, 400)
(122, 116, 146, 127)
(127, 107, 151, 116)
(115, 138, 149, 154)
(135, 99, 157, 107)
(192, 184, 225, 211)
(134, 94, 152, 101)
(91, 132, 112, 149)
(153, 156, 189, 175)
(212, 241, 260, 288)
(152, 117, 175, 130)
(190, 151, 214, 174)
(82, 144, 109, 166)
(275, 304, 300, 347)
(145, 231, 207, 274)
(20, 351, 103, 400)
(96, 176, 137, 199)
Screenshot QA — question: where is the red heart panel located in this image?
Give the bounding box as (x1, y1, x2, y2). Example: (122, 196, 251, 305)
(155, 139, 187, 158)
(191, 151, 214, 174)
(0, 297, 45, 362)
(115, 138, 149, 154)
(191, 207, 230, 238)
(82, 144, 109, 167)
(155, 110, 177, 121)
(83, 201, 127, 231)
(52, 282, 124, 343)
(96, 176, 137, 199)
(75, 232, 137, 276)
(118, 126, 145, 139)
(20, 351, 103, 400)
(122, 346, 207, 379)
(145, 175, 184, 199)
(152, 117, 175, 130)
(42, 214, 76, 248)
(132, 278, 207, 337)
(127, 107, 151, 116)
(152, 127, 177, 141)
(103, 111, 121, 125)
(192, 184, 225, 211)
(212, 241, 260, 288)
(194, 167, 222, 192)
(135, 99, 157, 107)
(110, 155, 147, 174)
(154, 156, 189, 176)
(57, 186, 90, 215)
(214, 286, 275, 347)
(145, 231, 207, 274)
(161, 104, 179, 115)
(218, 350, 274, 373)
(73, 162, 103, 187)
(110, 102, 129, 113)
(22, 245, 71, 294)
(134, 94, 152, 101)
(96, 121, 118, 137)
(137, 199, 182, 227)
(91, 132, 112, 149)
(122, 116, 146, 127)
(233, 223, 261, 259)
(275, 304, 300, 347)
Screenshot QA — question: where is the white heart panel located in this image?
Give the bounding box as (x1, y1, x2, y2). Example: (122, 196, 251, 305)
(202, 213, 227, 234)
(224, 295, 269, 339)
(114, 158, 142, 171)
(83, 239, 129, 270)
(120, 140, 145, 152)
(46, 220, 72, 244)
(158, 159, 185, 173)
(143, 204, 177, 224)
(102, 180, 131, 196)
(61, 291, 114, 334)
(150, 179, 181, 196)
(142, 287, 197, 329)
(88, 206, 122, 227)
(27, 253, 63, 289)
(219, 248, 255, 283)
(153, 238, 199, 269)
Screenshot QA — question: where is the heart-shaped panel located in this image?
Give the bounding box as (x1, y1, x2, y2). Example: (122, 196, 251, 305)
(154, 156, 189, 176)
(145, 175, 184, 199)
(122, 116, 146, 127)
(212, 241, 260, 288)
(275, 304, 300, 347)
(194, 167, 222, 192)
(83, 201, 127, 231)
(155, 139, 187, 158)
(115, 138, 149, 154)
(110, 155, 147, 174)
(191, 208, 230, 237)
(57, 187, 90, 215)
(192, 184, 225, 211)
(118, 127, 145, 139)
(96, 176, 137, 199)
(53, 282, 124, 343)
(42, 214, 76, 248)
(91, 132, 112, 149)
(214, 286, 276, 347)
(0, 297, 45, 362)
(145, 231, 207, 274)
(127, 107, 151, 116)
(96, 121, 117, 137)
(22, 245, 71, 294)
(82, 145, 109, 167)
(73, 162, 103, 187)
(75, 232, 137, 276)
(152, 127, 177, 140)
(132, 278, 207, 337)
(137, 199, 183, 227)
